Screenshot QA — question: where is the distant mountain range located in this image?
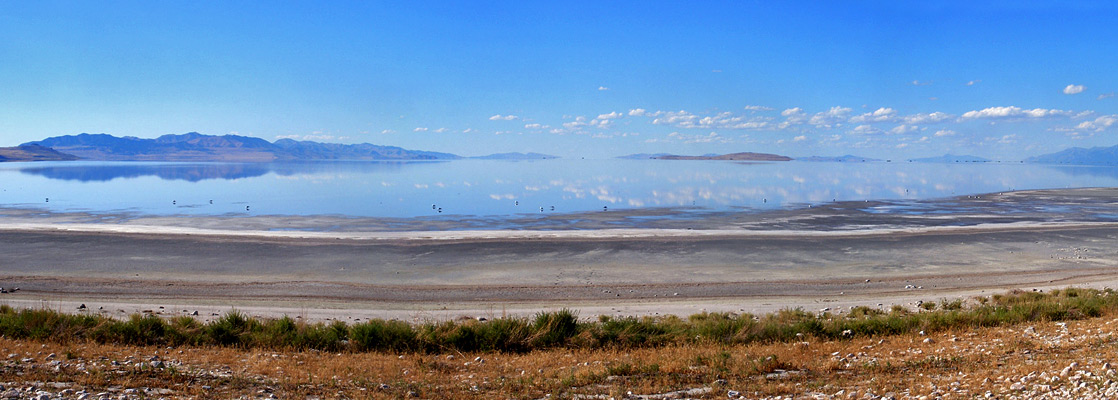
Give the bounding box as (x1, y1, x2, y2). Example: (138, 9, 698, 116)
(22, 133, 460, 162)
(624, 152, 792, 161)
(0, 144, 79, 162)
(907, 154, 992, 163)
(1025, 145, 1118, 165)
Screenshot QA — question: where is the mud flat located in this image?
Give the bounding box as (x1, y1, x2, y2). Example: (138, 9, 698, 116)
(3, 188, 1118, 322)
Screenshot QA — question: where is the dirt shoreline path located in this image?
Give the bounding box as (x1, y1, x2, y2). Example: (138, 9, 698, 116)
(3, 188, 1118, 322)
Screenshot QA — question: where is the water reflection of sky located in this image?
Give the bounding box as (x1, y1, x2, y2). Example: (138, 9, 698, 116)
(1, 160, 1117, 218)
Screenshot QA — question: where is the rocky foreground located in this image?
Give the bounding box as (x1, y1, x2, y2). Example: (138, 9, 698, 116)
(2, 312, 1118, 399)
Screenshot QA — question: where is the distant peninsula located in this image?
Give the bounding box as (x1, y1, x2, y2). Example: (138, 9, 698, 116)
(0, 144, 79, 162)
(471, 152, 558, 160)
(617, 153, 672, 159)
(794, 155, 880, 162)
(907, 154, 992, 163)
(21, 132, 467, 162)
(1025, 144, 1118, 165)
(648, 152, 792, 161)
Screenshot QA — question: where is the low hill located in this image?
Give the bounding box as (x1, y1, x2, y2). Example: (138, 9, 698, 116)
(1025, 145, 1118, 165)
(653, 152, 792, 161)
(0, 144, 79, 162)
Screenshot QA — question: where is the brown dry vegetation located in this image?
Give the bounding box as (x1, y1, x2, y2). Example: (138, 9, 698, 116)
(4, 302, 1118, 398)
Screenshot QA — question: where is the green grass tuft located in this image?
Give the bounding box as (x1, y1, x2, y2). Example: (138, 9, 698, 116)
(3, 287, 1117, 354)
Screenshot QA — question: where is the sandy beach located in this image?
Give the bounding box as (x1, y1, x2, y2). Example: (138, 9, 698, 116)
(3, 188, 1118, 322)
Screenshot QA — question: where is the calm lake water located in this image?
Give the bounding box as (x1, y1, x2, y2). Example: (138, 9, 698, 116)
(0, 159, 1115, 219)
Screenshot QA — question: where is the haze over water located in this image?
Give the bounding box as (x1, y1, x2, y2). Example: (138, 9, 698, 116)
(1, 160, 1115, 220)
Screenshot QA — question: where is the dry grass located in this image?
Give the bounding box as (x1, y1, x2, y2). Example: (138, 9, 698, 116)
(3, 317, 1117, 398)
(4, 292, 1118, 398)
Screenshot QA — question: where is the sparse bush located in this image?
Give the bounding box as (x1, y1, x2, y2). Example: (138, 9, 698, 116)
(530, 309, 580, 348)
(205, 310, 254, 346)
(351, 319, 417, 352)
(940, 298, 964, 310)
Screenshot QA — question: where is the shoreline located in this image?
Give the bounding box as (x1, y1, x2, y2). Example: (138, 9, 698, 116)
(4, 187, 1118, 322)
(5, 269, 1118, 324)
(4, 219, 1118, 241)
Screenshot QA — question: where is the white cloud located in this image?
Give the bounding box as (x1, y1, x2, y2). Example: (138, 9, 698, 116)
(1099, 92, 1116, 100)
(933, 129, 957, 137)
(889, 125, 920, 135)
(960, 106, 1073, 119)
(524, 123, 548, 129)
(849, 125, 882, 135)
(462, 128, 474, 133)
(903, 112, 953, 124)
(808, 106, 852, 127)
(776, 107, 808, 130)
(998, 134, 1018, 144)
(413, 127, 428, 132)
(658, 131, 733, 144)
(276, 131, 351, 142)
(781, 107, 804, 117)
(489, 114, 519, 121)
(743, 105, 774, 111)
(562, 116, 589, 130)
(911, 80, 932, 86)
(598, 86, 609, 91)
(966, 80, 980, 86)
(432, 128, 448, 133)
(1075, 115, 1118, 132)
(628, 108, 647, 116)
(651, 110, 773, 130)
(849, 107, 898, 123)
(651, 110, 699, 126)
(590, 118, 614, 129)
(793, 135, 807, 142)
(596, 111, 624, 120)
(1063, 84, 1086, 95)
(591, 131, 640, 139)
(379, 129, 395, 134)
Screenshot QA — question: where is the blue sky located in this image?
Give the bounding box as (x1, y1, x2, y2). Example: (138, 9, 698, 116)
(2, 1, 1117, 159)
